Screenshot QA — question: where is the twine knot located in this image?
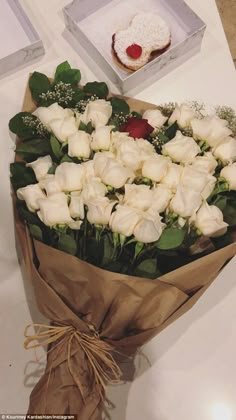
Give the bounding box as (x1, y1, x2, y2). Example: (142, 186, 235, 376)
(24, 323, 122, 401)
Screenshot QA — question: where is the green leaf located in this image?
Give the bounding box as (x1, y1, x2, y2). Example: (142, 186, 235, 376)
(9, 112, 38, 139)
(79, 121, 87, 132)
(29, 224, 43, 241)
(131, 111, 142, 119)
(54, 61, 71, 82)
(84, 81, 109, 99)
(29, 72, 52, 105)
(55, 69, 81, 86)
(78, 120, 93, 134)
(213, 195, 228, 211)
(223, 202, 236, 226)
(48, 162, 58, 174)
(158, 132, 170, 144)
(109, 97, 130, 114)
(135, 258, 160, 279)
(101, 234, 114, 266)
(60, 154, 73, 163)
(86, 237, 104, 266)
(50, 135, 63, 160)
(16, 203, 42, 226)
(108, 118, 120, 131)
(156, 227, 186, 250)
(86, 121, 93, 134)
(10, 162, 37, 191)
(165, 121, 178, 140)
(73, 88, 85, 102)
(15, 138, 51, 161)
(57, 233, 77, 255)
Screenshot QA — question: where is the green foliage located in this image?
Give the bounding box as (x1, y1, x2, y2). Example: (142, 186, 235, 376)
(9, 112, 39, 139)
(55, 69, 81, 86)
(156, 227, 186, 250)
(50, 135, 63, 160)
(29, 72, 52, 105)
(165, 121, 178, 140)
(29, 224, 43, 241)
(54, 61, 71, 81)
(57, 232, 77, 255)
(15, 138, 51, 161)
(135, 258, 160, 279)
(79, 121, 93, 134)
(10, 162, 37, 191)
(109, 97, 130, 114)
(84, 81, 109, 99)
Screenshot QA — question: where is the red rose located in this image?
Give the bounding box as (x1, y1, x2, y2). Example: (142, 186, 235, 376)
(120, 117, 154, 139)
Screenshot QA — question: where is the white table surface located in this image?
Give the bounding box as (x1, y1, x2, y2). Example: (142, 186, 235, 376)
(0, 0, 236, 418)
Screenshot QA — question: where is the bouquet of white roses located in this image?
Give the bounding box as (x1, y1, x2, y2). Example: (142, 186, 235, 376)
(10, 62, 236, 417)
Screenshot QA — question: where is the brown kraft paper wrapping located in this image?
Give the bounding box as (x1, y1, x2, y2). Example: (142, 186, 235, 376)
(13, 82, 236, 418)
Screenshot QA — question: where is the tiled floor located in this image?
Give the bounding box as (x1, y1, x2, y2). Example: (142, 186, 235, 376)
(216, 0, 236, 66)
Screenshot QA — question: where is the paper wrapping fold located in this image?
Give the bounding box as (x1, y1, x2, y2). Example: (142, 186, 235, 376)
(13, 83, 236, 418)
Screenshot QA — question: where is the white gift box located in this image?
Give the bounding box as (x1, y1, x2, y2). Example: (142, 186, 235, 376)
(0, 0, 44, 77)
(63, 0, 206, 94)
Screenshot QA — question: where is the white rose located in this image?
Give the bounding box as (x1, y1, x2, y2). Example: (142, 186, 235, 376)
(213, 137, 236, 163)
(168, 104, 196, 128)
(37, 192, 73, 226)
(151, 185, 173, 213)
(82, 160, 96, 181)
(26, 155, 53, 181)
(190, 152, 218, 173)
(81, 179, 107, 204)
(220, 163, 236, 190)
(180, 166, 209, 193)
(91, 126, 113, 151)
(191, 116, 232, 147)
(55, 162, 85, 191)
(193, 202, 228, 237)
(169, 186, 202, 218)
(87, 197, 116, 225)
(81, 99, 112, 129)
(93, 152, 109, 178)
(162, 131, 200, 163)
(142, 109, 167, 133)
(17, 184, 46, 212)
(142, 155, 169, 182)
(39, 175, 61, 196)
(114, 136, 143, 171)
(134, 211, 165, 243)
(123, 184, 153, 211)
(135, 138, 156, 160)
(49, 116, 78, 143)
(69, 192, 85, 219)
(201, 174, 216, 199)
(68, 220, 83, 230)
(102, 159, 134, 188)
(111, 131, 130, 153)
(109, 205, 141, 236)
(68, 131, 91, 159)
(93, 154, 134, 188)
(33, 103, 72, 130)
(160, 162, 183, 191)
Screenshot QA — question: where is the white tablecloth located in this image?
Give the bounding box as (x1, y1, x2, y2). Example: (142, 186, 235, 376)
(0, 0, 235, 418)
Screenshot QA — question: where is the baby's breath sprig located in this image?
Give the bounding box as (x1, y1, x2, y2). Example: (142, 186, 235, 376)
(74, 94, 99, 113)
(181, 126, 193, 137)
(215, 105, 236, 136)
(22, 115, 49, 137)
(39, 81, 74, 106)
(159, 102, 177, 117)
(187, 101, 205, 119)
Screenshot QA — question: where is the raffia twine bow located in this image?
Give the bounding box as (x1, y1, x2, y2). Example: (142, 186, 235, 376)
(24, 323, 122, 402)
